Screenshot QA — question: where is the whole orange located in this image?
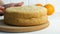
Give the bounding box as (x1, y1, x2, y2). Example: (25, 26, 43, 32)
(44, 4, 54, 15)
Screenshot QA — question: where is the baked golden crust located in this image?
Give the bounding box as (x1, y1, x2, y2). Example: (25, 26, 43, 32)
(4, 6, 48, 26)
(5, 6, 47, 18)
(4, 16, 48, 26)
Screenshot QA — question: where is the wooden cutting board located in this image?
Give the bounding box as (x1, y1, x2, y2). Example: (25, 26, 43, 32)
(0, 20, 49, 32)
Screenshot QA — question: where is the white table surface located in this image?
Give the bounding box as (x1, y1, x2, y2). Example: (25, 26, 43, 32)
(0, 0, 60, 34)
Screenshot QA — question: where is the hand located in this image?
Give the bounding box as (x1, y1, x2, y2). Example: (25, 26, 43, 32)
(0, 2, 24, 16)
(0, 6, 5, 16)
(3, 2, 24, 8)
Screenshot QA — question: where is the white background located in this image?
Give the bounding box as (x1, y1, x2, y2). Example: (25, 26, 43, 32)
(0, 0, 60, 34)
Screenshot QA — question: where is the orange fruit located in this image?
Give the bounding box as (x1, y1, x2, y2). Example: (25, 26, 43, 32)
(44, 4, 54, 15)
(35, 4, 43, 6)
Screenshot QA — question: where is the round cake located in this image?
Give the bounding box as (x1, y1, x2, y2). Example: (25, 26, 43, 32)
(4, 6, 48, 26)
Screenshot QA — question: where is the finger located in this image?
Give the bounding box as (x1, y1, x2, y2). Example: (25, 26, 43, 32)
(0, 10, 4, 13)
(18, 2, 24, 6)
(15, 2, 24, 6)
(0, 6, 5, 10)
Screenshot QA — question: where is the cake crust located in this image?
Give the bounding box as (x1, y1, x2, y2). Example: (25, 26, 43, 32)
(4, 6, 48, 26)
